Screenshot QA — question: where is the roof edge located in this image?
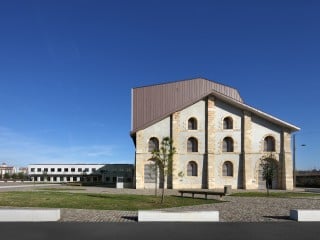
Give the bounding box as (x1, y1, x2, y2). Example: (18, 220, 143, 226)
(131, 90, 299, 134)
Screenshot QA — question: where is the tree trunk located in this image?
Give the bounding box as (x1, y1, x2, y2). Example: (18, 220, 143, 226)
(161, 174, 165, 203)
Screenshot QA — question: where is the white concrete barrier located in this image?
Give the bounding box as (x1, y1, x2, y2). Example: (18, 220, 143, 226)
(0, 209, 60, 222)
(138, 210, 219, 222)
(290, 209, 320, 222)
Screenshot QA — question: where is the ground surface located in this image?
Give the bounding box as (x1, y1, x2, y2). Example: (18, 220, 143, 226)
(1, 182, 320, 222)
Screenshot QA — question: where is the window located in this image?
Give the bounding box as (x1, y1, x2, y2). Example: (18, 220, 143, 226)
(71, 168, 75, 172)
(106, 177, 110, 182)
(144, 164, 156, 183)
(73, 177, 77, 181)
(50, 168, 55, 172)
(44, 168, 48, 172)
(188, 118, 197, 130)
(64, 168, 68, 172)
(148, 137, 159, 152)
(37, 168, 41, 172)
(84, 168, 89, 172)
(92, 168, 96, 172)
(264, 136, 275, 152)
(223, 117, 233, 129)
(187, 161, 198, 176)
(57, 168, 62, 172)
(187, 137, 198, 152)
(78, 168, 82, 172)
(53, 177, 57, 182)
(31, 168, 35, 172)
(223, 161, 233, 176)
(222, 137, 234, 152)
(66, 177, 70, 181)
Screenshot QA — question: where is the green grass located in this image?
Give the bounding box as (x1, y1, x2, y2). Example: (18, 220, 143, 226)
(230, 191, 320, 198)
(0, 191, 221, 210)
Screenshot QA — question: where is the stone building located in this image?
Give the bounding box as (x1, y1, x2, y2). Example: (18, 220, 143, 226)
(130, 78, 299, 190)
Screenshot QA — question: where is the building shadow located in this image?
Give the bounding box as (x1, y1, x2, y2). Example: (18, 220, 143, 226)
(121, 216, 138, 222)
(263, 215, 291, 221)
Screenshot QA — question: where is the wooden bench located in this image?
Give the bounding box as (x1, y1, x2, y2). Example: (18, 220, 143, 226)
(178, 190, 226, 200)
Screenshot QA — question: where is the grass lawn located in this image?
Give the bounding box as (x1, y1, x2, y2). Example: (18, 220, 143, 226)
(0, 191, 221, 210)
(230, 191, 320, 198)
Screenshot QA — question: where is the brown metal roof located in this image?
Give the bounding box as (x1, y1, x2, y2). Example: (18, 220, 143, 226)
(131, 78, 243, 133)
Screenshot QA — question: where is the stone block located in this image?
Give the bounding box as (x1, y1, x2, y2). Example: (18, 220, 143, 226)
(0, 209, 60, 222)
(138, 210, 219, 222)
(290, 209, 320, 222)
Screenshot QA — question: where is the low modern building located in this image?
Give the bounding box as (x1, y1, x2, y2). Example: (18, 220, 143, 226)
(28, 164, 105, 182)
(130, 78, 300, 190)
(93, 164, 134, 188)
(27, 164, 134, 187)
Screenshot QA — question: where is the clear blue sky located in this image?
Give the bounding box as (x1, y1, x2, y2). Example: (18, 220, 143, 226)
(0, 0, 319, 170)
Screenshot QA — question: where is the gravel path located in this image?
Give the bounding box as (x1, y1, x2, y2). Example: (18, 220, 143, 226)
(59, 187, 320, 222)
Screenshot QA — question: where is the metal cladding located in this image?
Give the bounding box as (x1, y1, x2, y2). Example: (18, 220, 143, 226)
(131, 78, 243, 133)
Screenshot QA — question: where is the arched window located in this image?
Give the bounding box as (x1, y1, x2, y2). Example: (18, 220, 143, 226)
(223, 161, 233, 176)
(222, 137, 234, 152)
(264, 136, 275, 152)
(188, 117, 197, 130)
(187, 137, 198, 152)
(187, 161, 198, 176)
(148, 137, 159, 152)
(223, 117, 233, 129)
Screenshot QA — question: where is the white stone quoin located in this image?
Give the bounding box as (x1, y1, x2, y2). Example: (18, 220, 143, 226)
(138, 210, 219, 222)
(0, 209, 61, 222)
(290, 209, 320, 222)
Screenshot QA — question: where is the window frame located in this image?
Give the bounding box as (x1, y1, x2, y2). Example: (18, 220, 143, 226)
(187, 137, 198, 152)
(223, 117, 233, 130)
(264, 136, 276, 152)
(187, 161, 198, 176)
(222, 161, 234, 177)
(222, 137, 234, 152)
(188, 117, 198, 130)
(148, 137, 159, 152)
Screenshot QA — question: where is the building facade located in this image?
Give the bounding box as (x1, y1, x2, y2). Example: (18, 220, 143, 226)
(28, 163, 134, 186)
(0, 163, 17, 178)
(130, 78, 300, 190)
(28, 164, 105, 182)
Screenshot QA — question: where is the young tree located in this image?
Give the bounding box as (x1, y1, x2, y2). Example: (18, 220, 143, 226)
(11, 173, 18, 180)
(18, 172, 25, 180)
(260, 153, 277, 196)
(149, 136, 176, 203)
(3, 173, 10, 180)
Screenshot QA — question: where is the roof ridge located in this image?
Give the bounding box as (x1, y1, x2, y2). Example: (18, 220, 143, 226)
(132, 77, 239, 92)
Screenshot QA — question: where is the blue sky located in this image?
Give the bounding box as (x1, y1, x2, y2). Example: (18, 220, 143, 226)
(0, 0, 319, 170)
